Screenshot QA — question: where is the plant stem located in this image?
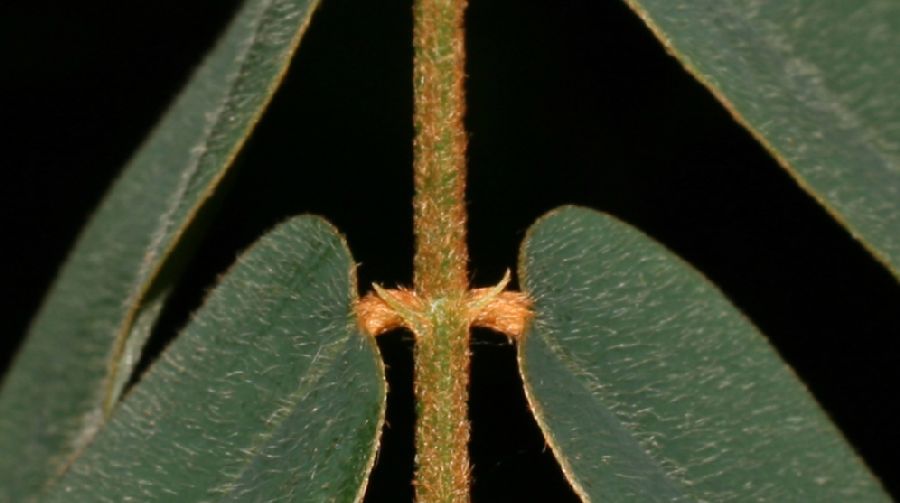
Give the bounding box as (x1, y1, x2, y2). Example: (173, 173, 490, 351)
(411, 0, 470, 500)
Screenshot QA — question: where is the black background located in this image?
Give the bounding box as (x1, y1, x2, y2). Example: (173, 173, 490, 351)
(1, 0, 898, 500)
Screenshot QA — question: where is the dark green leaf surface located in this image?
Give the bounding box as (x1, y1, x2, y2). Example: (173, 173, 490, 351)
(0, 0, 320, 499)
(43, 216, 384, 502)
(519, 207, 887, 501)
(624, 0, 900, 279)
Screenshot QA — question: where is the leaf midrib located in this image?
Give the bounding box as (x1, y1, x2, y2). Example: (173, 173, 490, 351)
(713, 1, 900, 173)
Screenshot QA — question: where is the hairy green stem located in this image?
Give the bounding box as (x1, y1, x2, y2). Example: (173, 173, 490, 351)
(411, 0, 470, 500)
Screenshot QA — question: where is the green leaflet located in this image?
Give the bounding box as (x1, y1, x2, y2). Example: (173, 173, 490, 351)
(519, 206, 887, 501)
(44, 216, 385, 502)
(623, 0, 900, 279)
(0, 0, 320, 499)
